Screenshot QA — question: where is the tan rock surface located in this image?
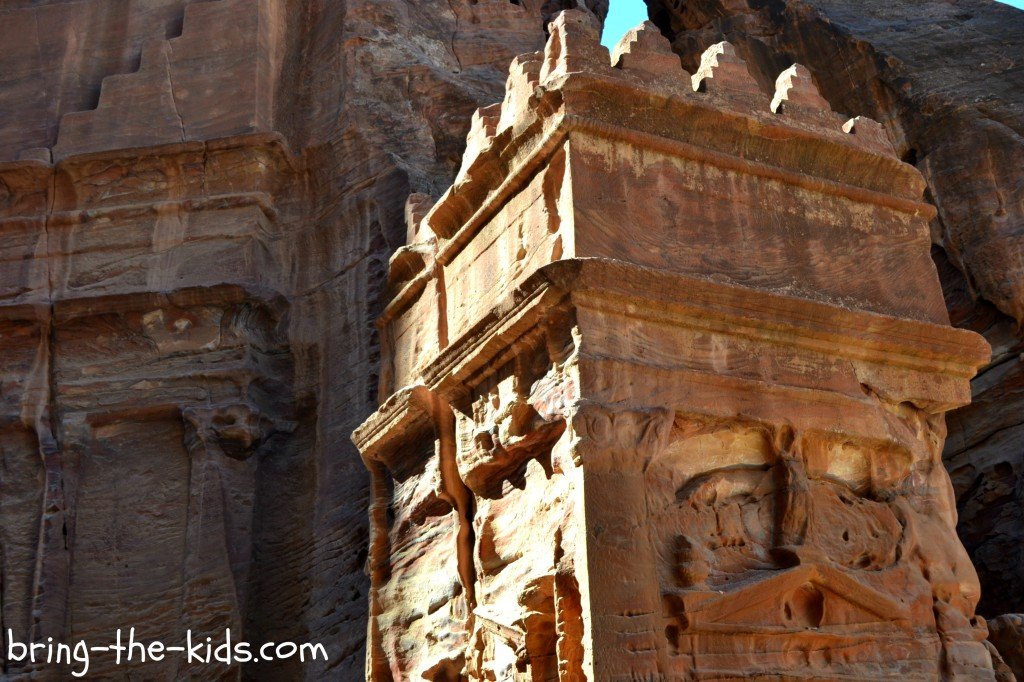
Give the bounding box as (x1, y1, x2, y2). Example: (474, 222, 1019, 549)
(355, 13, 996, 679)
(646, 0, 1024, 619)
(0, 0, 605, 678)
(1, 0, 1020, 679)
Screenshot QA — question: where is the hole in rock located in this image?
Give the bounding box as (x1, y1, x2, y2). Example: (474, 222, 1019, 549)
(784, 585, 824, 628)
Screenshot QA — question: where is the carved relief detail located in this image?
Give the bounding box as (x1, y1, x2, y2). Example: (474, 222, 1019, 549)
(459, 348, 573, 495)
(651, 414, 994, 678)
(570, 403, 672, 466)
(354, 6, 995, 679)
(181, 402, 289, 460)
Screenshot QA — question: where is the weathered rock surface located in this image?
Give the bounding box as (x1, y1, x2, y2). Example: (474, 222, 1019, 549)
(989, 614, 1024, 682)
(0, 0, 604, 678)
(1, 0, 1021, 678)
(355, 13, 997, 679)
(647, 0, 1024, 620)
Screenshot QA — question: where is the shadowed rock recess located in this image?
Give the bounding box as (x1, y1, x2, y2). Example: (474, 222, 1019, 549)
(0, 1, 1020, 680)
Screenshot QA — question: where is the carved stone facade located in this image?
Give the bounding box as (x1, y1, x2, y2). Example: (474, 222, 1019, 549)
(645, 0, 1024, 623)
(1, 1, 612, 676)
(0, 4, 300, 673)
(0, 130, 298, 677)
(353, 12, 998, 680)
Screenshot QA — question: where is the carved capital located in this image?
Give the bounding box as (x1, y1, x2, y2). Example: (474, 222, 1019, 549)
(181, 402, 292, 460)
(570, 403, 672, 468)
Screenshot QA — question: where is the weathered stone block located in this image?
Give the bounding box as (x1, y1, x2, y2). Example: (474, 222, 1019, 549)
(355, 11, 996, 680)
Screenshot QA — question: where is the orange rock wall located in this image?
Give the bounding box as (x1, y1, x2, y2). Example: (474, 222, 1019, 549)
(0, 0, 1020, 679)
(0, 1, 607, 677)
(646, 0, 1024, 621)
(355, 13, 999, 680)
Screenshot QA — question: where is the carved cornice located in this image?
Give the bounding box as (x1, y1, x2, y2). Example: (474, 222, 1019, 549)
(419, 17, 930, 267)
(352, 384, 438, 468)
(427, 259, 985, 393)
(356, 257, 990, 463)
(0, 132, 298, 228)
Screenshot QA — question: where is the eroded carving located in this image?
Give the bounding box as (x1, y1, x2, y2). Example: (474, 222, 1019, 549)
(354, 8, 994, 680)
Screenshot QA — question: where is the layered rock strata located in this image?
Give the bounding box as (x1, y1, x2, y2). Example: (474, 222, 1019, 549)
(354, 12, 996, 680)
(0, 2, 300, 669)
(0, 0, 607, 677)
(646, 0, 1024, 621)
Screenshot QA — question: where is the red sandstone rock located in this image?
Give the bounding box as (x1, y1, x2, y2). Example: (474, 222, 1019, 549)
(0, 0, 1020, 679)
(0, 0, 605, 678)
(354, 14, 997, 679)
(647, 0, 1024, 620)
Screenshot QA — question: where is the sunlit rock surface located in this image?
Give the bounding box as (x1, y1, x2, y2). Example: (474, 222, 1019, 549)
(0, 0, 1020, 678)
(354, 13, 998, 680)
(0, 0, 605, 678)
(646, 0, 1024, 621)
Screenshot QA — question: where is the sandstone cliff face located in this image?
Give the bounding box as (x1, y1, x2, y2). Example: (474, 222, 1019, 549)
(356, 12, 997, 679)
(646, 0, 1024, 620)
(1, 0, 1020, 678)
(0, 0, 604, 678)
